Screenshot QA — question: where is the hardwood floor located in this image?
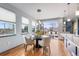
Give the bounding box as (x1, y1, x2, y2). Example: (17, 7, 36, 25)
(50, 39, 70, 56)
(0, 38, 71, 56)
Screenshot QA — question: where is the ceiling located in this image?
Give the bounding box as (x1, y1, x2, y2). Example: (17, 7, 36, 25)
(10, 3, 77, 20)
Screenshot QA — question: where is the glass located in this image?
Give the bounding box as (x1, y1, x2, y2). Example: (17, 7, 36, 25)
(0, 21, 16, 35)
(32, 26, 35, 32)
(22, 24, 28, 33)
(43, 20, 59, 29)
(0, 21, 5, 34)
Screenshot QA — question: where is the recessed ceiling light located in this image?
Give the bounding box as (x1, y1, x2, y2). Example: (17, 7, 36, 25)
(67, 3, 70, 5)
(37, 9, 41, 12)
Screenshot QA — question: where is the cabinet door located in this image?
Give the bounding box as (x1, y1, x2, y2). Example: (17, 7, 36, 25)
(77, 47, 79, 56)
(67, 40, 76, 56)
(64, 38, 67, 48)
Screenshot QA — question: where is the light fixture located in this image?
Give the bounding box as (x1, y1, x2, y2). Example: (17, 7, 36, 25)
(39, 20, 41, 24)
(64, 21, 66, 24)
(75, 11, 79, 16)
(67, 18, 71, 22)
(67, 3, 71, 22)
(36, 23, 38, 25)
(37, 9, 41, 12)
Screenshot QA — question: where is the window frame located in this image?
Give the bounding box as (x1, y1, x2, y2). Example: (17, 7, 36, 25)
(0, 20, 16, 37)
(0, 7, 16, 37)
(21, 17, 29, 34)
(22, 23, 28, 34)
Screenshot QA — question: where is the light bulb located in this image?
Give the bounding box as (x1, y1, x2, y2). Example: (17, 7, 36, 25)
(39, 20, 41, 24)
(36, 23, 38, 25)
(64, 22, 66, 24)
(67, 18, 71, 22)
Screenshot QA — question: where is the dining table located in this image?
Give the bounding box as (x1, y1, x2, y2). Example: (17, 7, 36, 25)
(34, 35, 50, 48)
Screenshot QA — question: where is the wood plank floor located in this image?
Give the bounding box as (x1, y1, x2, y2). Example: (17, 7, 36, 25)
(0, 38, 71, 56)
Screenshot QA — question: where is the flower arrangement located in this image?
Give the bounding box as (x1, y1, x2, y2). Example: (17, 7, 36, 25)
(36, 30, 42, 36)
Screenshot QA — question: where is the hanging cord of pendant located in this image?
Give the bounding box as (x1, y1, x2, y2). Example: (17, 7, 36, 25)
(67, 3, 70, 19)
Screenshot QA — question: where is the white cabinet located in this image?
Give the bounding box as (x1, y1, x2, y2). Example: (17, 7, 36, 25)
(63, 34, 77, 56)
(64, 38, 67, 48)
(77, 47, 79, 56)
(66, 39, 76, 56)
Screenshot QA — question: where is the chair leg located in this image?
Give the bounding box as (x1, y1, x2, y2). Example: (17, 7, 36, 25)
(43, 47, 44, 55)
(31, 44, 35, 54)
(24, 44, 26, 52)
(43, 46, 51, 56)
(49, 46, 51, 56)
(25, 45, 27, 52)
(43, 47, 47, 56)
(24, 44, 27, 56)
(43, 47, 45, 55)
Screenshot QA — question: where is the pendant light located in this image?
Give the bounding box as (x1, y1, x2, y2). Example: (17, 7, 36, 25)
(37, 9, 42, 30)
(63, 10, 66, 24)
(67, 3, 71, 22)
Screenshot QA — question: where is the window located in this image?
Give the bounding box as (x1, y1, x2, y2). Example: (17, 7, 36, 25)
(0, 7, 16, 22)
(22, 24, 28, 33)
(0, 7, 16, 36)
(32, 21, 36, 32)
(22, 17, 29, 33)
(0, 21, 16, 35)
(43, 20, 59, 29)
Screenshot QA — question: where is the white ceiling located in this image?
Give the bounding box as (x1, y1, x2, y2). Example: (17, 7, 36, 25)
(10, 3, 77, 20)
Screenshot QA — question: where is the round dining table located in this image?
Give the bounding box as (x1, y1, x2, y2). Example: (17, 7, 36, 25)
(35, 37, 42, 48)
(34, 35, 50, 48)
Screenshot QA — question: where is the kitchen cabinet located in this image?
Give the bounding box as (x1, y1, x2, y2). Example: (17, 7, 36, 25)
(77, 47, 79, 56)
(66, 39, 76, 56)
(62, 33, 79, 56)
(64, 38, 67, 48)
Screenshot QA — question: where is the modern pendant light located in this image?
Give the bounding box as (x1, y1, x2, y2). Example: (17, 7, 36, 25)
(67, 18, 71, 22)
(64, 21, 66, 24)
(67, 3, 71, 22)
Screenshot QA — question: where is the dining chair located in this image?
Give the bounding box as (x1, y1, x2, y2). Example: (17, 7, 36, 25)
(43, 37, 51, 56)
(24, 37, 35, 53)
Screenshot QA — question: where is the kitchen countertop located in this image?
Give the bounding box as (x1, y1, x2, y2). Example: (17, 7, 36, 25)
(60, 33, 79, 48)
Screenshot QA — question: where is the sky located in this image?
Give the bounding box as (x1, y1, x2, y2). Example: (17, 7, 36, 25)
(43, 20, 59, 29)
(0, 20, 59, 29)
(0, 21, 13, 29)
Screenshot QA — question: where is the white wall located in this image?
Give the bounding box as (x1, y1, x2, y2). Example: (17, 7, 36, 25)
(0, 3, 34, 53)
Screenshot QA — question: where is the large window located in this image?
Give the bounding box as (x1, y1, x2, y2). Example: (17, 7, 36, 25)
(0, 21, 16, 35)
(0, 7, 16, 36)
(32, 21, 37, 32)
(43, 20, 59, 29)
(22, 17, 29, 33)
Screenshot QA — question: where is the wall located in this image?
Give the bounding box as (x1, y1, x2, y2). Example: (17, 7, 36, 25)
(0, 3, 34, 53)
